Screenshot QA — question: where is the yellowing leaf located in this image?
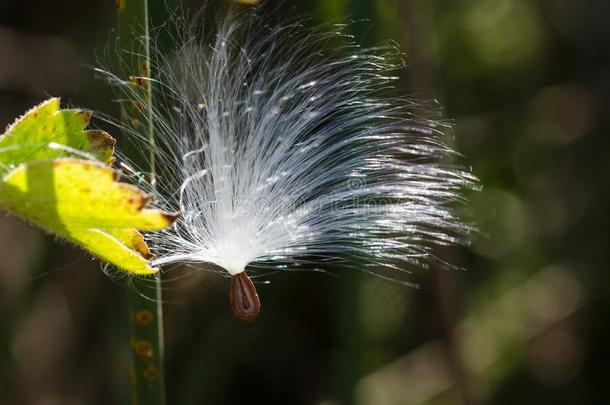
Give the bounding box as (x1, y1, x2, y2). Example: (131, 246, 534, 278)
(0, 98, 115, 174)
(0, 98, 178, 274)
(0, 158, 178, 274)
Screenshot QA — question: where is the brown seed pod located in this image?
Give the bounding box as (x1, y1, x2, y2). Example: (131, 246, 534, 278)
(229, 272, 261, 321)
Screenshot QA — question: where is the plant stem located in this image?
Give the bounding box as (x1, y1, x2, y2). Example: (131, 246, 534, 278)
(127, 278, 166, 405)
(337, 2, 375, 404)
(117, 1, 166, 404)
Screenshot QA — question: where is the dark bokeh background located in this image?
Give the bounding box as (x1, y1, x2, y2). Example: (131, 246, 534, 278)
(1, 0, 608, 404)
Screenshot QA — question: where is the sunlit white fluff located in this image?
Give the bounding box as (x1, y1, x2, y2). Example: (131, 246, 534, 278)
(104, 5, 477, 281)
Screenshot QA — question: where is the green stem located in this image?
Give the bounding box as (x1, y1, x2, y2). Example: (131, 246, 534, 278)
(117, 1, 165, 404)
(127, 278, 166, 405)
(337, 2, 376, 404)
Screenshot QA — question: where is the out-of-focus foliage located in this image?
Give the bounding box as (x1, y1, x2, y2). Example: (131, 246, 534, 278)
(0, 0, 608, 404)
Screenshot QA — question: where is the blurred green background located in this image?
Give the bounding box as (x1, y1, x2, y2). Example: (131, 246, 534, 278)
(0, 0, 608, 404)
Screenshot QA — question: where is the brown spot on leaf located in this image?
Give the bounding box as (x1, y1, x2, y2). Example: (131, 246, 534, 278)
(125, 192, 148, 210)
(85, 130, 116, 162)
(77, 111, 92, 125)
(161, 211, 181, 224)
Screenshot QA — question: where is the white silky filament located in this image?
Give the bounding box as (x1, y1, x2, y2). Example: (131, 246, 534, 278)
(105, 5, 478, 281)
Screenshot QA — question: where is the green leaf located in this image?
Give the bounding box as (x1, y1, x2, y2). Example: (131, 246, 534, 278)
(0, 98, 115, 174)
(0, 99, 178, 275)
(0, 158, 177, 274)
